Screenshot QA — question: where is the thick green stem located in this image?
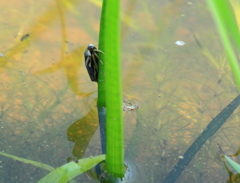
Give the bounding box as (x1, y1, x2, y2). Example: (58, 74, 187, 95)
(98, 0, 124, 178)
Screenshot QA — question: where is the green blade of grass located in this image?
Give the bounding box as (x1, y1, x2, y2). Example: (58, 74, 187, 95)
(0, 151, 55, 172)
(98, 0, 124, 178)
(224, 156, 240, 174)
(207, 0, 240, 90)
(0, 151, 105, 183)
(37, 155, 105, 183)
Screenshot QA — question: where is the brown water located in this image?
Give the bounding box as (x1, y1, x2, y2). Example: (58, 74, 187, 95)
(0, 0, 240, 182)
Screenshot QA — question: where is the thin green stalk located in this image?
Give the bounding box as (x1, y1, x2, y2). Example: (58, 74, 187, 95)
(207, 0, 240, 90)
(98, 0, 124, 178)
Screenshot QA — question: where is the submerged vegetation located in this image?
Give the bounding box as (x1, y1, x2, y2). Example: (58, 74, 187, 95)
(0, 0, 240, 182)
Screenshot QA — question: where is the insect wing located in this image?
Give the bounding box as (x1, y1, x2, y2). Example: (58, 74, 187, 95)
(84, 44, 104, 82)
(84, 49, 98, 82)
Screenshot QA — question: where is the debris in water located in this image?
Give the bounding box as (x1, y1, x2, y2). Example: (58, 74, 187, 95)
(175, 41, 185, 46)
(123, 99, 139, 112)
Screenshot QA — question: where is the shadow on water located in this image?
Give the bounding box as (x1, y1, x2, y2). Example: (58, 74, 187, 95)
(67, 105, 98, 160)
(162, 95, 240, 183)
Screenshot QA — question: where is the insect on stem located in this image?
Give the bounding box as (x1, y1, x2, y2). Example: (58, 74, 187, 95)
(84, 44, 104, 82)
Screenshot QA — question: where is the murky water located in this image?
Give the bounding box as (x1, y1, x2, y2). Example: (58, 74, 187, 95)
(0, 0, 240, 182)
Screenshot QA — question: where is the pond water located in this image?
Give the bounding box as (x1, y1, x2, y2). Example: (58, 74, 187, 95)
(0, 0, 240, 182)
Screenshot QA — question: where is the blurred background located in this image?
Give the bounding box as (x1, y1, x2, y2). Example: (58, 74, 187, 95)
(0, 0, 240, 182)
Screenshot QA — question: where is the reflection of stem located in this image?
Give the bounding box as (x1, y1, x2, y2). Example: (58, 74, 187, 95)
(120, 0, 137, 39)
(126, 111, 145, 160)
(163, 95, 240, 183)
(56, 0, 68, 60)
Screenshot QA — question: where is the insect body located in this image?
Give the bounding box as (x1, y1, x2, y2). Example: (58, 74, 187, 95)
(84, 44, 104, 82)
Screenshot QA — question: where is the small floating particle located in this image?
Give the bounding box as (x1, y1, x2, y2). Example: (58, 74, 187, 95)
(20, 33, 30, 41)
(178, 155, 184, 159)
(65, 41, 74, 45)
(175, 41, 185, 46)
(20, 70, 25, 75)
(23, 50, 29, 54)
(123, 99, 139, 112)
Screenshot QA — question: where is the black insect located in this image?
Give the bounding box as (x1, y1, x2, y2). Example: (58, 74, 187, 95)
(84, 44, 104, 82)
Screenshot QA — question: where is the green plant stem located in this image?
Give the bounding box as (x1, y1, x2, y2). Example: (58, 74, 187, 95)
(98, 0, 124, 178)
(207, 0, 240, 90)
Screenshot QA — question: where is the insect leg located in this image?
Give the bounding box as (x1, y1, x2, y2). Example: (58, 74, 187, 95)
(95, 49, 105, 54)
(91, 54, 99, 69)
(93, 52, 104, 65)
